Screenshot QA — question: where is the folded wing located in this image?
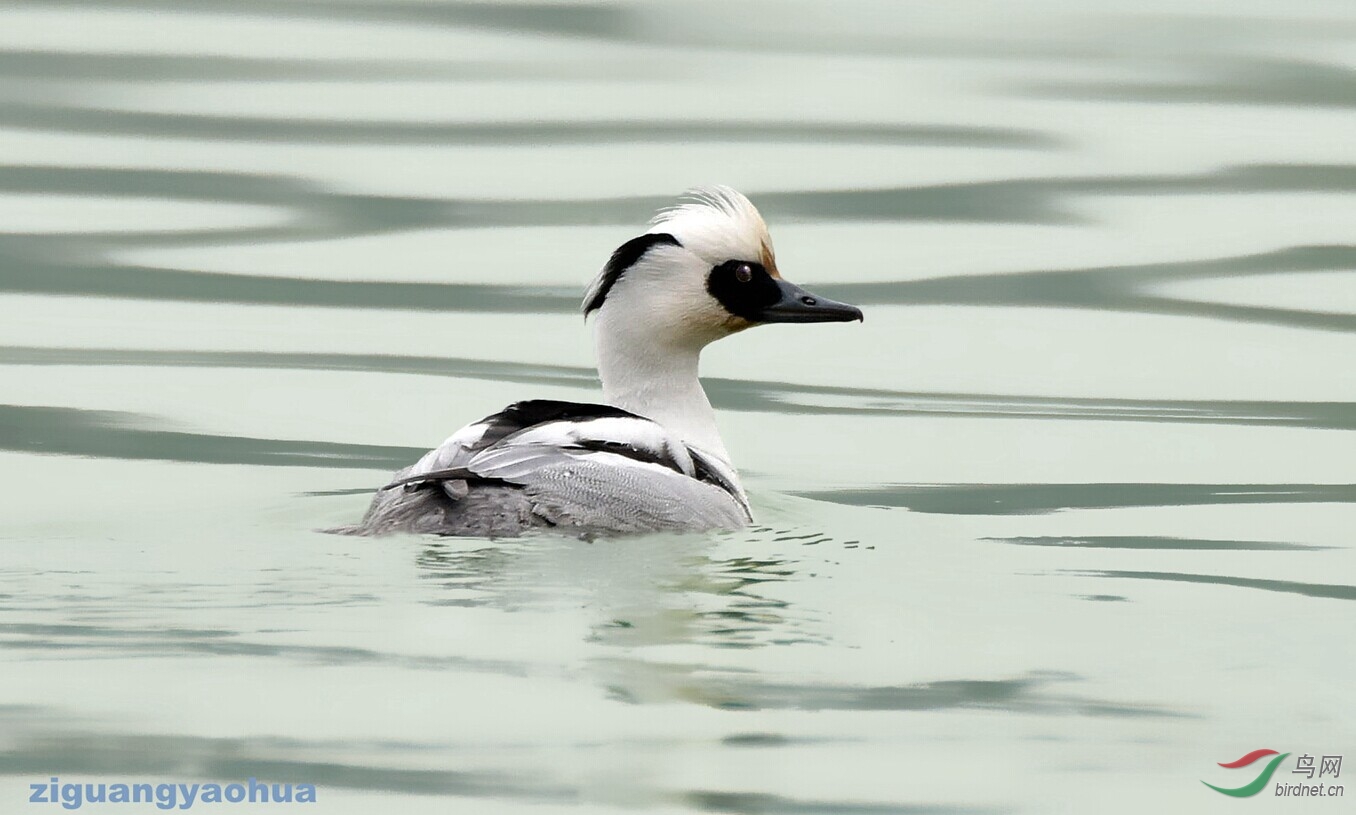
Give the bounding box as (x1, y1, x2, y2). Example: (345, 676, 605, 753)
(349, 400, 749, 536)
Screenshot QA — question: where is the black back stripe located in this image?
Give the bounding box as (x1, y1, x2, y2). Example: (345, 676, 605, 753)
(573, 438, 687, 475)
(582, 232, 681, 315)
(500, 400, 638, 426)
(473, 400, 639, 451)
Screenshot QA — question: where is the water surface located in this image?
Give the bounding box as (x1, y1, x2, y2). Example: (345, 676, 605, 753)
(1, 2, 1354, 812)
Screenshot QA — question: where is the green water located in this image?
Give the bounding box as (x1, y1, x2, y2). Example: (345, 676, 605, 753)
(2, 2, 1354, 812)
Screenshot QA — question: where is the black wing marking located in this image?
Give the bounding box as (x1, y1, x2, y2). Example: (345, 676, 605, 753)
(381, 467, 507, 492)
(573, 438, 689, 475)
(473, 399, 639, 449)
(381, 400, 745, 512)
(689, 447, 746, 507)
(383, 400, 658, 492)
(435, 399, 643, 462)
(385, 435, 693, 493)
(496, 399, 639, 426)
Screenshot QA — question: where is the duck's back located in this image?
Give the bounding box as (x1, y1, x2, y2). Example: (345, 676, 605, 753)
(339, 400, 750, 538)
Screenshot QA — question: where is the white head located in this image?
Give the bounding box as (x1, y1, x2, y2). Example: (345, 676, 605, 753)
(582, 186, 862, 350)
(581, 186, 862, 462)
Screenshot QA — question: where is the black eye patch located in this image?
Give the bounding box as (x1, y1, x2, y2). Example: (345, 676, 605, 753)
(706, 260, 780, 321)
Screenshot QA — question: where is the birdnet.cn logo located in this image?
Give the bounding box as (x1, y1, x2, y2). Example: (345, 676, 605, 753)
(1203, 749, 1344, 798)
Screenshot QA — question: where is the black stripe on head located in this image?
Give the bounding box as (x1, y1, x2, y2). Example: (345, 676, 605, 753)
(583, 232, 682, 316)
(706, 259, 780, 321)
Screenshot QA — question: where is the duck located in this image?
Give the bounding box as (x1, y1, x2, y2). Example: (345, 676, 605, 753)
(345, 186, 862, 537)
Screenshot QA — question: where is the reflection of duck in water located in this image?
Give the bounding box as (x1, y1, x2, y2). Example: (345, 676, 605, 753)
(346, 187, 862, 537)
(416, 532, 820, 649)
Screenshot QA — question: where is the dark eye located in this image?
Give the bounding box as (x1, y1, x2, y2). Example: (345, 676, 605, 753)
(735, 264, 753, 283)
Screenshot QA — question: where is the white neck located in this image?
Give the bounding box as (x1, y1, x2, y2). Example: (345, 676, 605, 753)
(592, 308, 734, 467)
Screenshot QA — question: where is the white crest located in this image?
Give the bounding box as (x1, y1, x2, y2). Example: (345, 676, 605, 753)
(648, 185, 775, 271)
